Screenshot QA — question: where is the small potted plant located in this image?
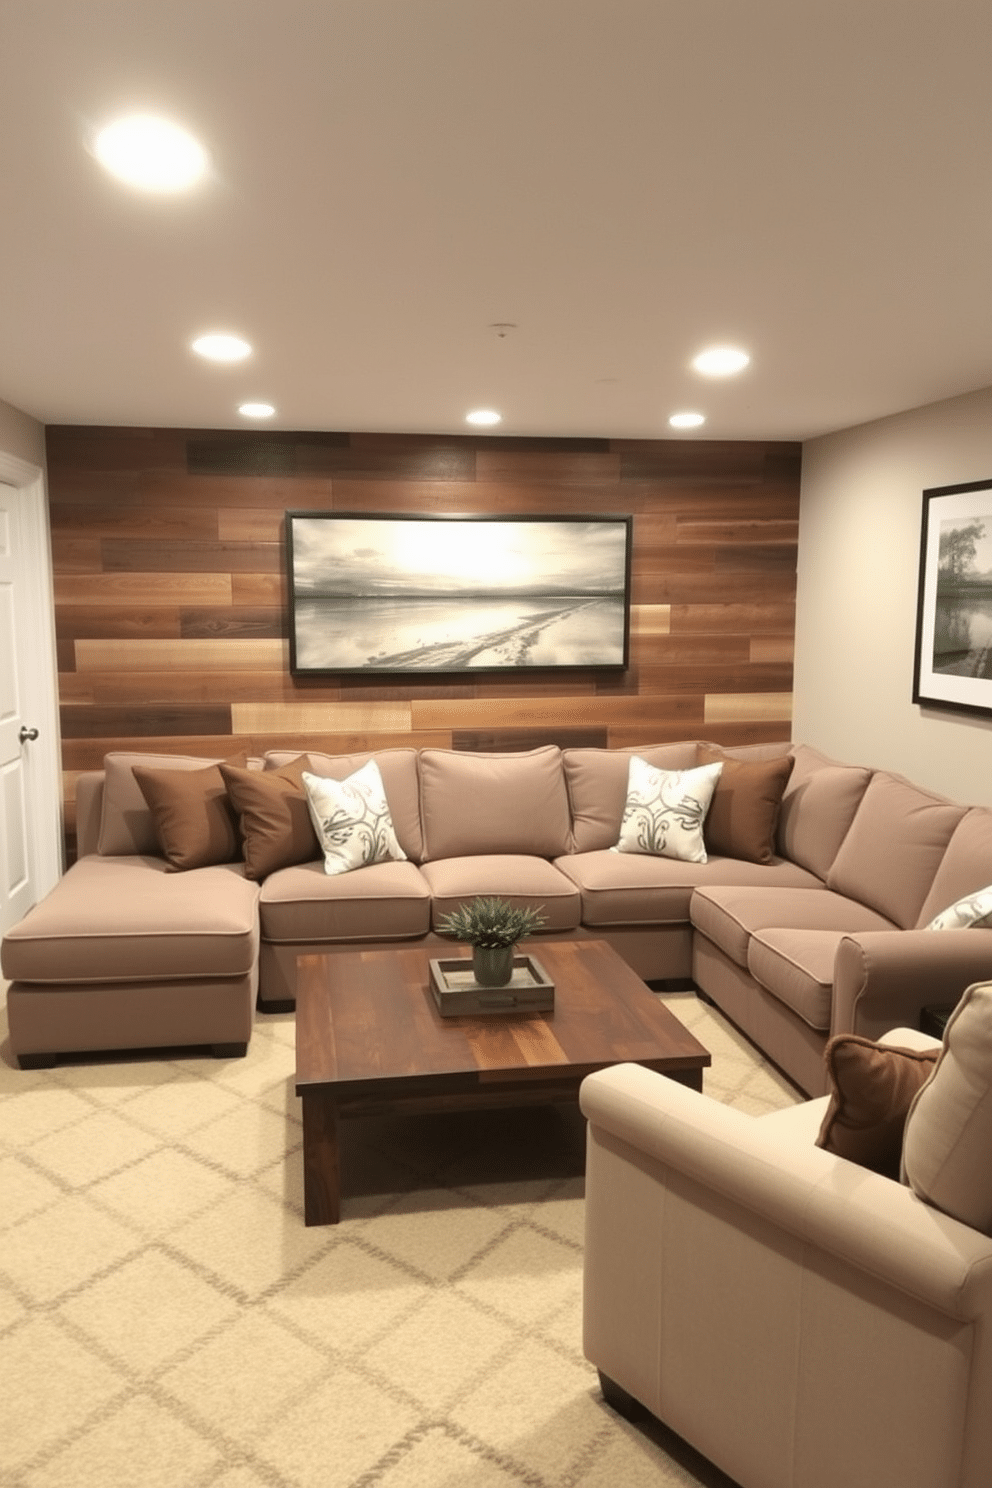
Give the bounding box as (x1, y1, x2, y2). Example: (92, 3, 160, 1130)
(436, 895, 547, 987)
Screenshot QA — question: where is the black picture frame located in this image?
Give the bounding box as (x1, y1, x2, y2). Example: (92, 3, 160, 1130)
(913, 477, 992, 718)
(286, 511, 633, 675)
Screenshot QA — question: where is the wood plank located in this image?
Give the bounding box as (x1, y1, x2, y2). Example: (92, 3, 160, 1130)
(60, 670, 326, 704)
(703, 693, 793, 724)
(232, 701, 414, 734)
(633, 571, 796, 605)
(55, 606, 182, 640)
(474, 451, 621, 485)
(74, 638, 287, 672)
(452, 727, 609, 752)
(714, 544, 798, 572)
(180, 607, 285, 639)
(671, 603, 796, 634)
(636, 663, 793, 694)
(412, 694, 706, 731)
(60, 704, 233, 738)
(49, 537, 103, 572)
(677, 519, 799, 544)
(250, 730, 452, 758)
(50, 503, 219, 540)
(218, 508, 286, 542)
(750, 636, 795, 663)
(101, 539, 282, 573)
(233, 572, 286, 605)
(635, 635, 750, 664)
(54, 573, 233, 605)
(630, 605, 672, 636)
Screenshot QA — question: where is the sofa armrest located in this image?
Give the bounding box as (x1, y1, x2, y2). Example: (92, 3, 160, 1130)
(833, 928, 992, 1041)
(580, 1062, 992, 1316)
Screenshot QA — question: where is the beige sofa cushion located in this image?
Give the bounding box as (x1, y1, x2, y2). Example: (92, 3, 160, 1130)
(1, 856, 259, 983)
(563, 743, 700, 853)
(265, 749, 424, 862)
(259, 860, 431, 944)
(903, 980, 992, 1233)
(816, 1034, 938, 1179)
(775, 744, 872, 880)
(98, 751, 241, 857)
(419, 746, 571, 860)
(132, 757, 245, 870)
(558, 851, 821, 929)
(916, 806, 992, 928)
(690, 885, 893, 970)
(746, 929, 844, 1030)
(420, 856, 581, 931)
(827, 772, 966, 929)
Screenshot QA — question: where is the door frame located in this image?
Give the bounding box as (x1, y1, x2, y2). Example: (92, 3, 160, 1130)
(1, 448, 63, 902)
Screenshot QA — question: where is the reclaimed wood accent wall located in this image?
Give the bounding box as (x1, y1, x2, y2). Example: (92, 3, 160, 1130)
(47, 425, 800, 855)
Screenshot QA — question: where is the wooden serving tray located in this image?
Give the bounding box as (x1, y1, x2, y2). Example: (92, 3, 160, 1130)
(429, 954, 555, 1016)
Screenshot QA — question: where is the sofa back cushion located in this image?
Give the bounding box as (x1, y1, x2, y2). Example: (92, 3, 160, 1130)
(916, 807, 992, 928)
(563, 743, 700, 853)
(98, 751, 244, 857)
(264, 749, 423, 862)
(775, 744, 872, 880)
(827, 771, 967, 929)
(419, 746, 571, 860)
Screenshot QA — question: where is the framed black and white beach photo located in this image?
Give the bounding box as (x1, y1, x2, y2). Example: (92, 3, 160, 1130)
(913, 477, 992, 718)
(286, 512, 633, 675)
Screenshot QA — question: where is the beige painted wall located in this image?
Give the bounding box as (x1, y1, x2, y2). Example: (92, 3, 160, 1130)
(0, 395, 45, 468)
(796, 383, 992, 803)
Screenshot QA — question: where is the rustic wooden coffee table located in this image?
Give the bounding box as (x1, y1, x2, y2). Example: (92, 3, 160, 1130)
(294, 937, 710, 1224)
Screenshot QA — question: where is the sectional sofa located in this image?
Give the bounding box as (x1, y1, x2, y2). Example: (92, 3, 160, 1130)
(4, 739, 992, 1094)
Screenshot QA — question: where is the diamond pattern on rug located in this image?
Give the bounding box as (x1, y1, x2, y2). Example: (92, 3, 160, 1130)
(0, 981, 797, 1488)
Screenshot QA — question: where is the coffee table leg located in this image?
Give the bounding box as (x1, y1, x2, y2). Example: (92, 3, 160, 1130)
(300, 1090, 340, 1225)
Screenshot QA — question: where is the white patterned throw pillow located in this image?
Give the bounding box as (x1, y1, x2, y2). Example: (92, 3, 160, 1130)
(925, 884, 992, 931)
(302, 762, 407, 876)
(612, 756, 723, 864)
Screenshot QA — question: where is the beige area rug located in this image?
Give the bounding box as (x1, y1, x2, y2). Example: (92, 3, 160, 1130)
(0, 982, 798, 1488)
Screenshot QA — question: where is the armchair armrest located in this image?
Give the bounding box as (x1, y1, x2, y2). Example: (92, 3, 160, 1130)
(833, 928, 992, 1041)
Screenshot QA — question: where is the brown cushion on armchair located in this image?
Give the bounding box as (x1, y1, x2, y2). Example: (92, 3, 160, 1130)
(816, 1033, 938, 1179)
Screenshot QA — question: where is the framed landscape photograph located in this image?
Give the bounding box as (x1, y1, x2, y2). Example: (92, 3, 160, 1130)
(913, 477, 992, 718)
(286, 511, 632, 675)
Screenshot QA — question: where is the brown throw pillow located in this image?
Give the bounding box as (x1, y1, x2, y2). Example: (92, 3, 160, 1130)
(220, 756, 319, 881)
(698, 747, 794, 864)
(816, 1034, 939, 1179)
(132, 755, 247, 871)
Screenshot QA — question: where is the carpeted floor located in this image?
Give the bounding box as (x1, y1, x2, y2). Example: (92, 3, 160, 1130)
(0, 981, 799, 1488)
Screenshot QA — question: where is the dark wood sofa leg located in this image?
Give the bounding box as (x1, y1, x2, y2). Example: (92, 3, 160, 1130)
(211, 1042, 248, 1059)
(598, 1371, 647, 1420)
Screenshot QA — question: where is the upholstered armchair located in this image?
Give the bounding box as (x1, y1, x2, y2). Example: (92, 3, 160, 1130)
(581, 996, 992, 1488)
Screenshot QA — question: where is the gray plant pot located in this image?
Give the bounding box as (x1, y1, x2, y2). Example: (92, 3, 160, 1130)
(472, 944, 515, 987)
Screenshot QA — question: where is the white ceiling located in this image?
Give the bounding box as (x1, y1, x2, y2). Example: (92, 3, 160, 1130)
(3, 0, 992, 443)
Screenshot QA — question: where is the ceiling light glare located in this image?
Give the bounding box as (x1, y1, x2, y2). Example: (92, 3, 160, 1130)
(466, 409, 502, 426)
(239, 402, 275, 418)
(692, 346, 750, 377)
(669, 411, 706, 429)
(94, 115, 207, 192)
(192, 333, 252, 362)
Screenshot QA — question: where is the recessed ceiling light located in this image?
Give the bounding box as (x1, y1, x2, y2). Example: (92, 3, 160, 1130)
(93, 115, 208, 192)
(692, 346, 750, 377)
(466, 409, 502, 426)
(239, 402, 275, 419)
(192, 333, 252, 362)
(669, 412, 706, 429)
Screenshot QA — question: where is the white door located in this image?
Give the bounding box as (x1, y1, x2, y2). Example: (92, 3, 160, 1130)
(0, 473, 62, 938)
